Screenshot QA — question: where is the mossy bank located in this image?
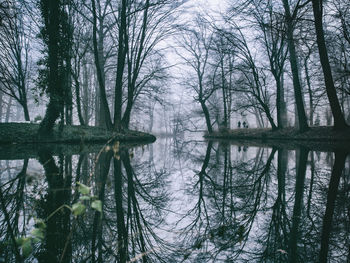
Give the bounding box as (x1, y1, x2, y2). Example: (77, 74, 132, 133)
(0, 123, 156, 144)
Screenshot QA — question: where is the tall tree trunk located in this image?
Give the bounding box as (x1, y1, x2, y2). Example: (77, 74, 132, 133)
(91, 0, 112, 130)
(276, 73, 287, 128)
(73, 72, 85, 125)
(39, 0, 63, 135)
(311, 0, 348, 130)
(282, 0, 309, 132)
(65, 59, 73, 125)
(319, 151, 347, 262)
(94, 74, 100, 126)
(289, 147, 309, 261)
(304, 58, 314, 126)
(114, 157, 128, 262)
(114, 0, 128, 131)
(200, 100, 213, 133)
(82, 60, 89, 125)
(221, 57, 228, 129)
(97, 21, 107, 129)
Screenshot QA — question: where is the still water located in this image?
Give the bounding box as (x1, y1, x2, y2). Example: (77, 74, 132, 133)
(0, 137, 349, 262)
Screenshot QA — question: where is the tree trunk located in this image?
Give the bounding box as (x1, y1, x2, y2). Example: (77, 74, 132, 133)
(94, 74, 100, 126)
(275, 73, 287, 129)
(289, 147, 308, 261)
(5, 97, 12, 122)
(304, 58, 314, 126)
(319, 151, 347, 262)
(121, 98, 132, 129)
(113, 0, 128, 131)
(22, 100, 30, 121)
(200, 100, 213, 133)
(73, 72, 85, 125)
(311, 0, 348, 130)
(82, 60, 89, 125)
(65, 61, 73, 125)
(221, 57, 228, 129)
(282, 0, 309, 132)
(91, 0, 112, 130)
(262, 102, 277, 130)
(113, 157, 128, 262)
(148, 102, 154, 132)
(39, 0, 63, 135)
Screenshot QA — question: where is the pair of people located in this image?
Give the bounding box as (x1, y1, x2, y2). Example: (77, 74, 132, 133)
(238, 121, 248, 128)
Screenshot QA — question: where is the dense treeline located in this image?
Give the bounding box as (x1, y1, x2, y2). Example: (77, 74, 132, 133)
(177, 0, 350, 133)
(0, 0, 182, 134)
(0, 0, 349, 135)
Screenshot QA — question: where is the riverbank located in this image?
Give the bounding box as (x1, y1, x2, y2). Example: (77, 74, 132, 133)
(205, 126, 350, 141)
(0, 123, 156, 144)
(205, 127, 350, 152)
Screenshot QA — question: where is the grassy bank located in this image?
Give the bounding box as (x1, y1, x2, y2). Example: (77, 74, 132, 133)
(205, 126, 350, 141)
(0, 123, 156, 144)
(205, 127, 350, 152)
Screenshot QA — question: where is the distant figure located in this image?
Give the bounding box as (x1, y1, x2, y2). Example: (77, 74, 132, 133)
(243, 121, 246, 128)
(238, 121, 241, 128)
(238, 146, 241, 152)
(243, 146, 248, 152)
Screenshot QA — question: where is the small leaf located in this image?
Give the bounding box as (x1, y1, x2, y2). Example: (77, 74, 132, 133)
(21, 238, 32, 258)
(72, 203, 86, 216)
(77, 182, 90, 195)
(91, 200, 102, 212)
(79, 195, 91, 201)
(31, 228, 44, 240)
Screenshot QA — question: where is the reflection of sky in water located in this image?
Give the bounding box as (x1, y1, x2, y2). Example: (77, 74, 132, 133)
(0, 139, 349, 262)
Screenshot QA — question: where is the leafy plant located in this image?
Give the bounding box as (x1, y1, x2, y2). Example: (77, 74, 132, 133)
(16, 182, 102, 259)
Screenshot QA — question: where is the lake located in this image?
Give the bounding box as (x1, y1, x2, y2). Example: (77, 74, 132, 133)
(0, 137, 349, 262)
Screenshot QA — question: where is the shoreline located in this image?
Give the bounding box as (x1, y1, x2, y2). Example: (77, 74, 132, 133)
(205, 126, 350, 141)
(0, 123, 156, 144)
(205, 126, 350, 152)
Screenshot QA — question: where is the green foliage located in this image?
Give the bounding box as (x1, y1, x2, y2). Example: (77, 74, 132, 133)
(19, 237, 32, 258)
(91, 200, 102, 212)
(15, 182, 102, 259)
(77, 182, 90, 195)
(16, 218, 46, 258)
(72, 203, 86, 216)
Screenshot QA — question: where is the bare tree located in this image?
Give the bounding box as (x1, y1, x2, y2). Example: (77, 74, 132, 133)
(0, 1, 31, 121)
(281, 0, 309, 132)
(177, 18, 217, 133)
(311, 0, 349, 130)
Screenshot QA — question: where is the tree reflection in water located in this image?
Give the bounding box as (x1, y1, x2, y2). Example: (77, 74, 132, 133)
(0, 139, 349, 262)
(172, 141, 349, 263)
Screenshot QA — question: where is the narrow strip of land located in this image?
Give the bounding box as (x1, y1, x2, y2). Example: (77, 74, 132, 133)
(205, 127, 350, 152)
(0, 123, 156, 144)
(205, 127, 350, 141)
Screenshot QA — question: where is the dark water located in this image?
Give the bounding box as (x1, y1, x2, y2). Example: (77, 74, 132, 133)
(0, 138, 349, 262)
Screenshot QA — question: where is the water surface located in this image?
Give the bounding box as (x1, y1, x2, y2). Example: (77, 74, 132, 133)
(0, 138, 349, 262)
